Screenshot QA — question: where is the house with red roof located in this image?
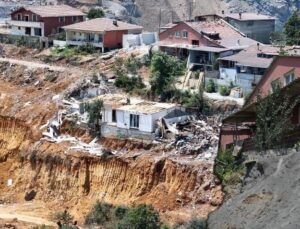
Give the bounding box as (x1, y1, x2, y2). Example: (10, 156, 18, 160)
(63, 18, 143, 52)
(219, 56, 300, 151)
(158, 18, 258, 73)
(9, 5, 85, 37)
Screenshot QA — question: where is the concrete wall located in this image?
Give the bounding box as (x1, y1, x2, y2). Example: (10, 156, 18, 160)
(122, 32, 158, 49)
(0, 33, 43, 48)
(219, 67, 237, 83)
(11, 25, 43, 36)
(227, 19, 275, 44)
(104, 29, 142, 49)
(101, 123, 154, 140)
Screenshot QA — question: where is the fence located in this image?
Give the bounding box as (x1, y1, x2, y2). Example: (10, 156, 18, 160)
(0, 33, 51, 49)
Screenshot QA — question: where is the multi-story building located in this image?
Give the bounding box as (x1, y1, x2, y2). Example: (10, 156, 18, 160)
(9, 4, 85, 37)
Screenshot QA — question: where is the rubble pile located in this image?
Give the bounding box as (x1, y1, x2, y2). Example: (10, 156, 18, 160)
(170, 116, 220, 162)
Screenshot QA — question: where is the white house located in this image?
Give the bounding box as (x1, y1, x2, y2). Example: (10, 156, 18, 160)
(92, 94, 188, 139)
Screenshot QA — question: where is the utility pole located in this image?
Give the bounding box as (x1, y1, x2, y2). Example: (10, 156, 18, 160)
(188, 0, 193, 21)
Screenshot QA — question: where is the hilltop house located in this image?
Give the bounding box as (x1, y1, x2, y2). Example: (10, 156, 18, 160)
(9, 5, 85, 37)
(89, 94, 189, 140)
(158, 18, 258, 75)
(219, 45, 300, 93)
(63, 18, 143, 52)
(219, 56, 300, 151)
(224, 13, 276, 44)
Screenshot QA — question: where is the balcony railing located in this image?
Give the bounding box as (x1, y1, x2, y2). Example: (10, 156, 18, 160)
(8, 20, 43, 28)
(66, 40, 103, 48)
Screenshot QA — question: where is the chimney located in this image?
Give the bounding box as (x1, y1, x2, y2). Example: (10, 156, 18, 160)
(113, 20, 118, 26)
(221, 10, 225, 15)
(239, 12, 242, 19)
(257, 43, 260, 51)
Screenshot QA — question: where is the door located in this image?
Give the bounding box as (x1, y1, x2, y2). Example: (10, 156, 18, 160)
(25, 27, 31, 35)
(192, 40, 199, 46)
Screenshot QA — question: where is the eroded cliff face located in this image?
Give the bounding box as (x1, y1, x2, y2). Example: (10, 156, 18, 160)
(0, 115, 223, 224)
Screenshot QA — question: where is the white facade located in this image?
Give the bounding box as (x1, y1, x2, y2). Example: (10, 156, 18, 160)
(9, 20, 44, 37)
(122, 32, 158, 49)
(102, 105, 179, 133)
(65, 30, 104, 50)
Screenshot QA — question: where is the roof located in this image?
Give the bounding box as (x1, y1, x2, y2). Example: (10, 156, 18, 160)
(163, 109, 189, 119)
(63, 18, 143, 32)
(15, 5, 85, 17)
(218, 37, 260, 50)
(94, 94, 177, 114)
(226, 13, 276, 21)
(218, 44, 298, 69)
(185, 20, 243, 42)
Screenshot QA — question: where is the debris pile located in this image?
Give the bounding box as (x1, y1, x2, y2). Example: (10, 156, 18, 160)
(168, 116, 220, 162)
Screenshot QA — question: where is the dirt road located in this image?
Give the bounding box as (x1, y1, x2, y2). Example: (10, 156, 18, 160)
(0, 204, 56, 226)
(0, 57, 65, 72)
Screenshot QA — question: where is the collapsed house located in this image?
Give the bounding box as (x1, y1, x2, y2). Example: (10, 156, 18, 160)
(219, 56, 300, 151)
(96, 94, 190, 140)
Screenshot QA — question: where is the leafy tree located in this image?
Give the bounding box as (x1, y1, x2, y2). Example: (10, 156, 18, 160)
(87, 8, 105, 19)
(85, 202, 113, 225)
(150, 52, 185, 99)
(254, 85, 299, 151)
(205, 79, 216, 93)
(84, 99, 103, 127)
(114, 74, 145, 93)
(270, 31, 286, 45)
(117, 204, 161, 229)
(181, 86, 207, 113)
(284, 10, 300, 45)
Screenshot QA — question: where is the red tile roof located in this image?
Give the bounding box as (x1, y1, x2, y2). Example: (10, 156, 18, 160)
(63, 18, 143, 32)
(22, 4, 85, 17)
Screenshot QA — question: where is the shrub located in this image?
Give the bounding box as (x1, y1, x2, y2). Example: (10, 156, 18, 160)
(84, 99, 103, 127)
(117, 204, 161, 229)
(53, 210, 74, 225)
(87, 8, 105, 19)
(205, 79, 216, 93)
(219, 85, 230, 96)
(214, 148, 244, 184)
(75, 43, 96, 54)
(114, 74, 145, 93)
(85, 202, 113, 225)
(180, 218, 207, 229)
(114, 206, 128, 220)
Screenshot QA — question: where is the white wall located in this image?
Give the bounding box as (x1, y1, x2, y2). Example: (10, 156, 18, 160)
(219, 67, 237, 83)
(122, 32, 158, 49)
(11, 26, 43, 36)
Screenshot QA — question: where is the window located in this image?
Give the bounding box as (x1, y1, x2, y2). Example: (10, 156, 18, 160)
(284, 70, 295, 86)
(18, 26, 21, 30)
(130, 114, 139, 129)
(72, 16, 77, 22)
(34, 28, 42, 36)
(175, 31, 181, 38)
(112, 110, 117, 123)
(59, 17, 65, 23)
(32, 14, 37, 21)
(182, 31, 188, 38)
(17, 14, 22, 21)
(270, 78, 281, 93)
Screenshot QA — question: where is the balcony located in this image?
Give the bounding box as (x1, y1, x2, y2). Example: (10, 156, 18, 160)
(8, 20, 43, 28)
(66, 40, 103, 48)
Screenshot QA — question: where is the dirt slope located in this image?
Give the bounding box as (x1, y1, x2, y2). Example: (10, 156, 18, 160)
(208, 150, 300, 229)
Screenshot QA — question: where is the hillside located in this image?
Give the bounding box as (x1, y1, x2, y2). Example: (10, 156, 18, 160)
(1, 0, 299, 31)
(208, 150, 300, 229)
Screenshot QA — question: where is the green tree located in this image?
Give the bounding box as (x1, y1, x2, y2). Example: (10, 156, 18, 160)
(205, 79, 216, 93)
(117, 204, 161, 229)
(254, 85, 299, 151)
(84, 99, 103, 129)
(284, 10, 300, 45)
(150, 52, 185, 99)
(85, 202, 113, 225)
(87, 8, 105, 19)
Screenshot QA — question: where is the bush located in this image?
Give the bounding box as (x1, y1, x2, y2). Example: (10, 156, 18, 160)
(85, 202, 113, 225)
(180, 218, 207, 229)
(117, 204, 161, 229)
(53, 210, 74, 225)
(205, 79, 216, 93)
(114, 74, 145, 93)
(214, 148, 244, 184)
(75, 43, 97, 54)
(219, 85, 230, 96)
(87, 8, 105, 19)
(84, 99, 103, 126)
